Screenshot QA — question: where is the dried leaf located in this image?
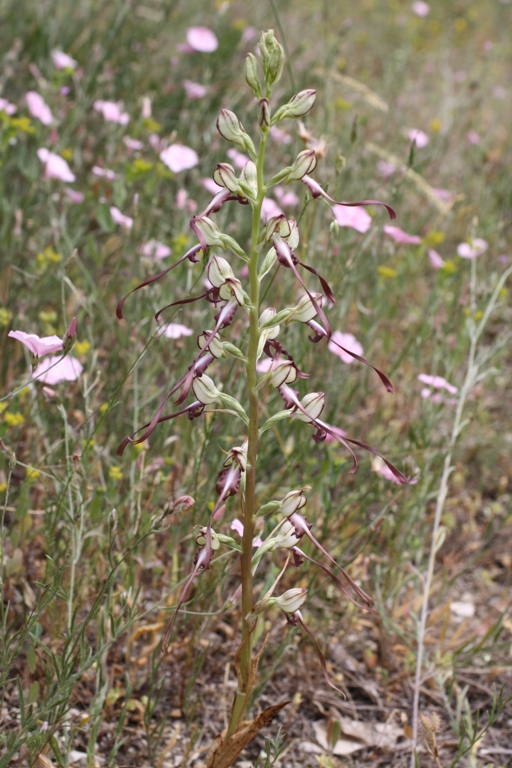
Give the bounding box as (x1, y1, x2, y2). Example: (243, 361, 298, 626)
(207, 701, 289, 768)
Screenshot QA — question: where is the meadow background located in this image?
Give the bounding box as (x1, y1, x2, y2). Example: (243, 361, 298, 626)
(1, 0, 511, 766)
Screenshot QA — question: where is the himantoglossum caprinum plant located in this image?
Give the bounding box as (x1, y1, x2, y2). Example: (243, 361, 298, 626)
(117, 30, 408, 765)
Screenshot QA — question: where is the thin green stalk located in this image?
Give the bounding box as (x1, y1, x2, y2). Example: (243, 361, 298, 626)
(227, 132, 268, 737)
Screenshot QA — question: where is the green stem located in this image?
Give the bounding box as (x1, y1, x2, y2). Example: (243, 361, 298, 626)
(227, 130, 268, 737)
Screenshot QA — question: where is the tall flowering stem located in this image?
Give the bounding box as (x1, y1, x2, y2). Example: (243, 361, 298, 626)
(117, 30, 406, 764)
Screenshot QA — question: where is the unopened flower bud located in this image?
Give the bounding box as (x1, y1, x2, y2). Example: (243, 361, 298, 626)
(208, 255, 235, 287)
(216, 109, 256, 156)
(285, 149, 317, 182)
(259, 30, 284, 89)
(259, 307, 280, 338)
(213, 163, 239, 194)
(244, 52, 262, 98)
(62, 317, 77, 354)
(272, 520, 301, 549)
(286, 293, 321, 324)
(280, 487, 308, 517)
(271, 360, 297, 388)
(240, 161, 258, 199)
(272, 90, 317, 123)
(194, 216, 225, 248)
(198, 330, 224, 359)
(274, 587, 308, 614)
(293, 392, 325, 422)
(258, 98, 271, 128)
(192, 374, 221, 405)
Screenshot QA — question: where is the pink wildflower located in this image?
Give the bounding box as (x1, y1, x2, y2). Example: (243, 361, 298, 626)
(159, 144, 198, 173)
(328, 331, 363, 364)
(8, 330, 63, 357)
(433, 188, 454, 202)
(412, 1, 430, 16)
(322, 423, 348, 443)
(406, 129, 429, 147)
(186, 26, 218, 53)
(274, 186, 300, 207)
(202, 177, 223, 195)
(428, 249, 445, 269)
(231, 519, 263, 547)
(160, 323, 193, 339)
(26, 92, 53, 125)
(377, 160, 397, 178)
(183, 80, 207, 99)
(140, 240, 171, 260)
(64, 188, 84, 203)
(226, 147, 249, 169)
(467, 130, 481, 145)
(123, 136, 143, 151)
(269, 126, 292, 144)
(33, 355, 83, 385)
(418, 373, 457, 395)
(51, 50, 77, 70)
(37, 148, 76, 182)
(261, 197, 284, 222)
(110, 207, 133, 230)
(93, 100, 129, 125)
(333, 205, 372, 233)
(92, 165, 117, 180)
(457, 239, 488, 259)
(384, 225, 421, 245)
(0, 98, 16, 115)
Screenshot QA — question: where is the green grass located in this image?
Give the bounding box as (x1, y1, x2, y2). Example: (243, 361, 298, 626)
(1, 1, 511, 766)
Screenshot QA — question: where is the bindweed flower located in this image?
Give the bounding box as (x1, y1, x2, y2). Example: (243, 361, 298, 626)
(110, 207, 133, 230)
(51, 50, 77, 70)
(26, 92, 53, 125)
(94, 100, 129, 125)
(160, 144, 199, 172)
(328, 332, 363, 364)
(9, 330, 63, 357)
(186, 26, 218, 53)
(333, 205, 372, 233)
(37, 149, 76, 183)
(33, 355, 83, 385)
(141, 240, 171, 260)
(457, 238, 488, 259)
(384, 225, 421, 245)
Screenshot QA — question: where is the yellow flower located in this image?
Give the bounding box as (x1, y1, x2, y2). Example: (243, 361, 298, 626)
(4, 412, 24, 427)
(74, 340, 90, 356)
(26, 468, 41, 481)
(0, 307, 13, 327)
(109, 466, 123, 482)
(377, 266, 398, 279)
(0, 482, 7, 494)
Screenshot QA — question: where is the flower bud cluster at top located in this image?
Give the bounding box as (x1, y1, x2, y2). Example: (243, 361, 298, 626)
(117, 29, 405, 668)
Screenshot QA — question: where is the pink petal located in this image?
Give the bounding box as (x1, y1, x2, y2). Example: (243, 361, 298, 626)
(33, 355, 83, 384)
(261, 197, 284, 222)
(202, 177, 223, 195)
(140, 239, 171, 259)
(123, 136, 144, 151)
(412, 1, 430, 17)
(94, 100, 129, 125)
(269, 126, 292, 144)
(51, 50, 77, 70)
(274, 186, 299, 206)
(433, 188, 454, 202)
(457, 238, 488, 259)
(0, 98, 16, 115)
(159, 144, 198, 173)
(377, 160, 397, 178)
(328, 331, 363, 364)
(467, 130, 481, 145)
(160, 323, 193, 339)
(333, 205, 372, 233)
(92, 165, 117, 180)
(8, 330, 63, 357)
(256, 358, 274, 373)
(26, 91, 53, 125)
(226, 148, 249, 169)
(64, 188, 84, 203)
(427, 249, 445, 269)
(322, 423, 348, 443)
(406, 128, 429, 147)
(186, 26, 218, 53)
(183, 80, 207, 99)
(37, 148, 76, 182)
(110, 206, 133, 229)
(384, 225, 421, 244)
(417, 373, 458, 394)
